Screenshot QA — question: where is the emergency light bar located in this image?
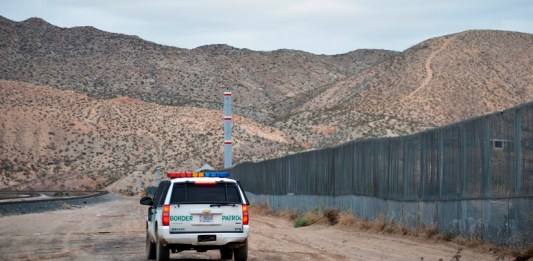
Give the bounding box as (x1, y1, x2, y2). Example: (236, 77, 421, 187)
(166, 172, 230, 179)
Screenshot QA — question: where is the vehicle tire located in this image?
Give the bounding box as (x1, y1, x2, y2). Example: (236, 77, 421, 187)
(233, 240, 248, 261)
(220, 248, 233, 260)
(156, 235, 169, 261)
(146, 232, 156, 260)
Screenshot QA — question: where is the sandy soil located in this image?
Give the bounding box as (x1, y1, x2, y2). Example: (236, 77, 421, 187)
(0, 196, 506, 261)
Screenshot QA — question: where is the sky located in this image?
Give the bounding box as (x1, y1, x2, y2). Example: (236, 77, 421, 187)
(1, 0, 532, 55)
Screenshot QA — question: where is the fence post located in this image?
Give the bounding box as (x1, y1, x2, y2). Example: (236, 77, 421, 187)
(460, 123, 467, 197)
(421, 134, 427, 200)
(439, 130, 444, 198)
(483, 117, 492, 197)
(514, 108, 522, 195)
(403, 139, 409, 201)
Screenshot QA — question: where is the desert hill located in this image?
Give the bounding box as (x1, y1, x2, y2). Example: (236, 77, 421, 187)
(278, 30, 533, 147)
(297, 30, 533, 124)
(0, 80, 293, 191)
(0, 16, 396, 123)
(1, 16, 533, 191)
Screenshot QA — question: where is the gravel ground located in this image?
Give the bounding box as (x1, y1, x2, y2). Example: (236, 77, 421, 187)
(0, 197, 507, 260)
(0, 192, 118, 216)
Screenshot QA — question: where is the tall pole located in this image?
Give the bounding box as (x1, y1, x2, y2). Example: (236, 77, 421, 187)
(223, 89, 233, 169)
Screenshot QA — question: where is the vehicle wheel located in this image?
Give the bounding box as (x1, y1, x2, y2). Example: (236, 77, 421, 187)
(220, 247, 233, 260)
(156, 235, 169, 261)
(146, 232, 156, 260)
(233, 240, 248, 261)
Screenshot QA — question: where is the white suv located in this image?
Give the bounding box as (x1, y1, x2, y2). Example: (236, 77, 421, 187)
(140, 172, 250, 261)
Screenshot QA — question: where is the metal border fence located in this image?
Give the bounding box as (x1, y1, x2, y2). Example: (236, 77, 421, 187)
(231, 101, 533, 245)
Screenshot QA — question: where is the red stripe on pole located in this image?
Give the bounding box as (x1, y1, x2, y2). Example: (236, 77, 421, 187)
(224, 92, 232, 96)
(224, 141, 232, 144)
(224, 117, 232, 120)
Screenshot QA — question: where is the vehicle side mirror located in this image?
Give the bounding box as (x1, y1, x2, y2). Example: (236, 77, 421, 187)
(140, 196, 154, 206)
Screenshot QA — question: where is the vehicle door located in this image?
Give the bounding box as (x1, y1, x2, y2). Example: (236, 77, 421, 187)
(149, 181, 170, 238)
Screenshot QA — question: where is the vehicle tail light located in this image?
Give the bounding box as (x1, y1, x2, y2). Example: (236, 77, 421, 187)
(162, 204, 170, 226)
(242, 204, 249, 225)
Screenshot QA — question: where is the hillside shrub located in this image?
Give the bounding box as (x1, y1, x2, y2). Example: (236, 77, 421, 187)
(323, 208, 340, 225)
(294, 215, 311, 228)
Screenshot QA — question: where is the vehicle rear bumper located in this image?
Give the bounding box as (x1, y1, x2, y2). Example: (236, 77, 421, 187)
(158, 226, 249, 246)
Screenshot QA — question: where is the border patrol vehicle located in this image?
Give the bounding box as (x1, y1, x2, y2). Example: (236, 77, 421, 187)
(140, 172, 250, 261)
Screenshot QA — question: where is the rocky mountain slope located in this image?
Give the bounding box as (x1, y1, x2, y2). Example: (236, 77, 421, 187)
(297, 30, 533, 123)
(1, 16, 532, 191)
(0, 16, 396, 123)
(278, 30, 533, 147)
(0, 80, 293, 191)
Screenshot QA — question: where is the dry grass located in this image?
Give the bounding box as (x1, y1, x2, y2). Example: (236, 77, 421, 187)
(454, 237, 485, 248)
(509, 245, 533, 261)
(278, 208, 298, 221)
(254, 203, 532, 260)
(435, 232, 457, 242)
(337, 212, 357, 226)
(250, 202, 297, 221)
(249, 202, 275, 216)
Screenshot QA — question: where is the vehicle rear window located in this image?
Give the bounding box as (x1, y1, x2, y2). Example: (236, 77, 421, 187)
(170, 182, 242, 204)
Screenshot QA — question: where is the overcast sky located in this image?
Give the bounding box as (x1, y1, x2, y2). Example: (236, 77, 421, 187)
(1, 0, 532, 55)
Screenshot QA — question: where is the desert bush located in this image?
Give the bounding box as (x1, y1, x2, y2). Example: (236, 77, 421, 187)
(359, 219, 371, 230)
(424, 225, 439, 239)
(294, 214, 311, 228)
(511, 245, 533, 261)
(293, 210, 324, 228)
(436, 232, 456, 242)
(371, 216, 387, 232)
(323, 208, 340, 225)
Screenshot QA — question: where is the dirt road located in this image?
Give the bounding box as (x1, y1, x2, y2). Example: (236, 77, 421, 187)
(0, 196, 504, 260)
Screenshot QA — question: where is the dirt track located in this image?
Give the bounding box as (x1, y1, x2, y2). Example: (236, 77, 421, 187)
(0, 196, 505, 260)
